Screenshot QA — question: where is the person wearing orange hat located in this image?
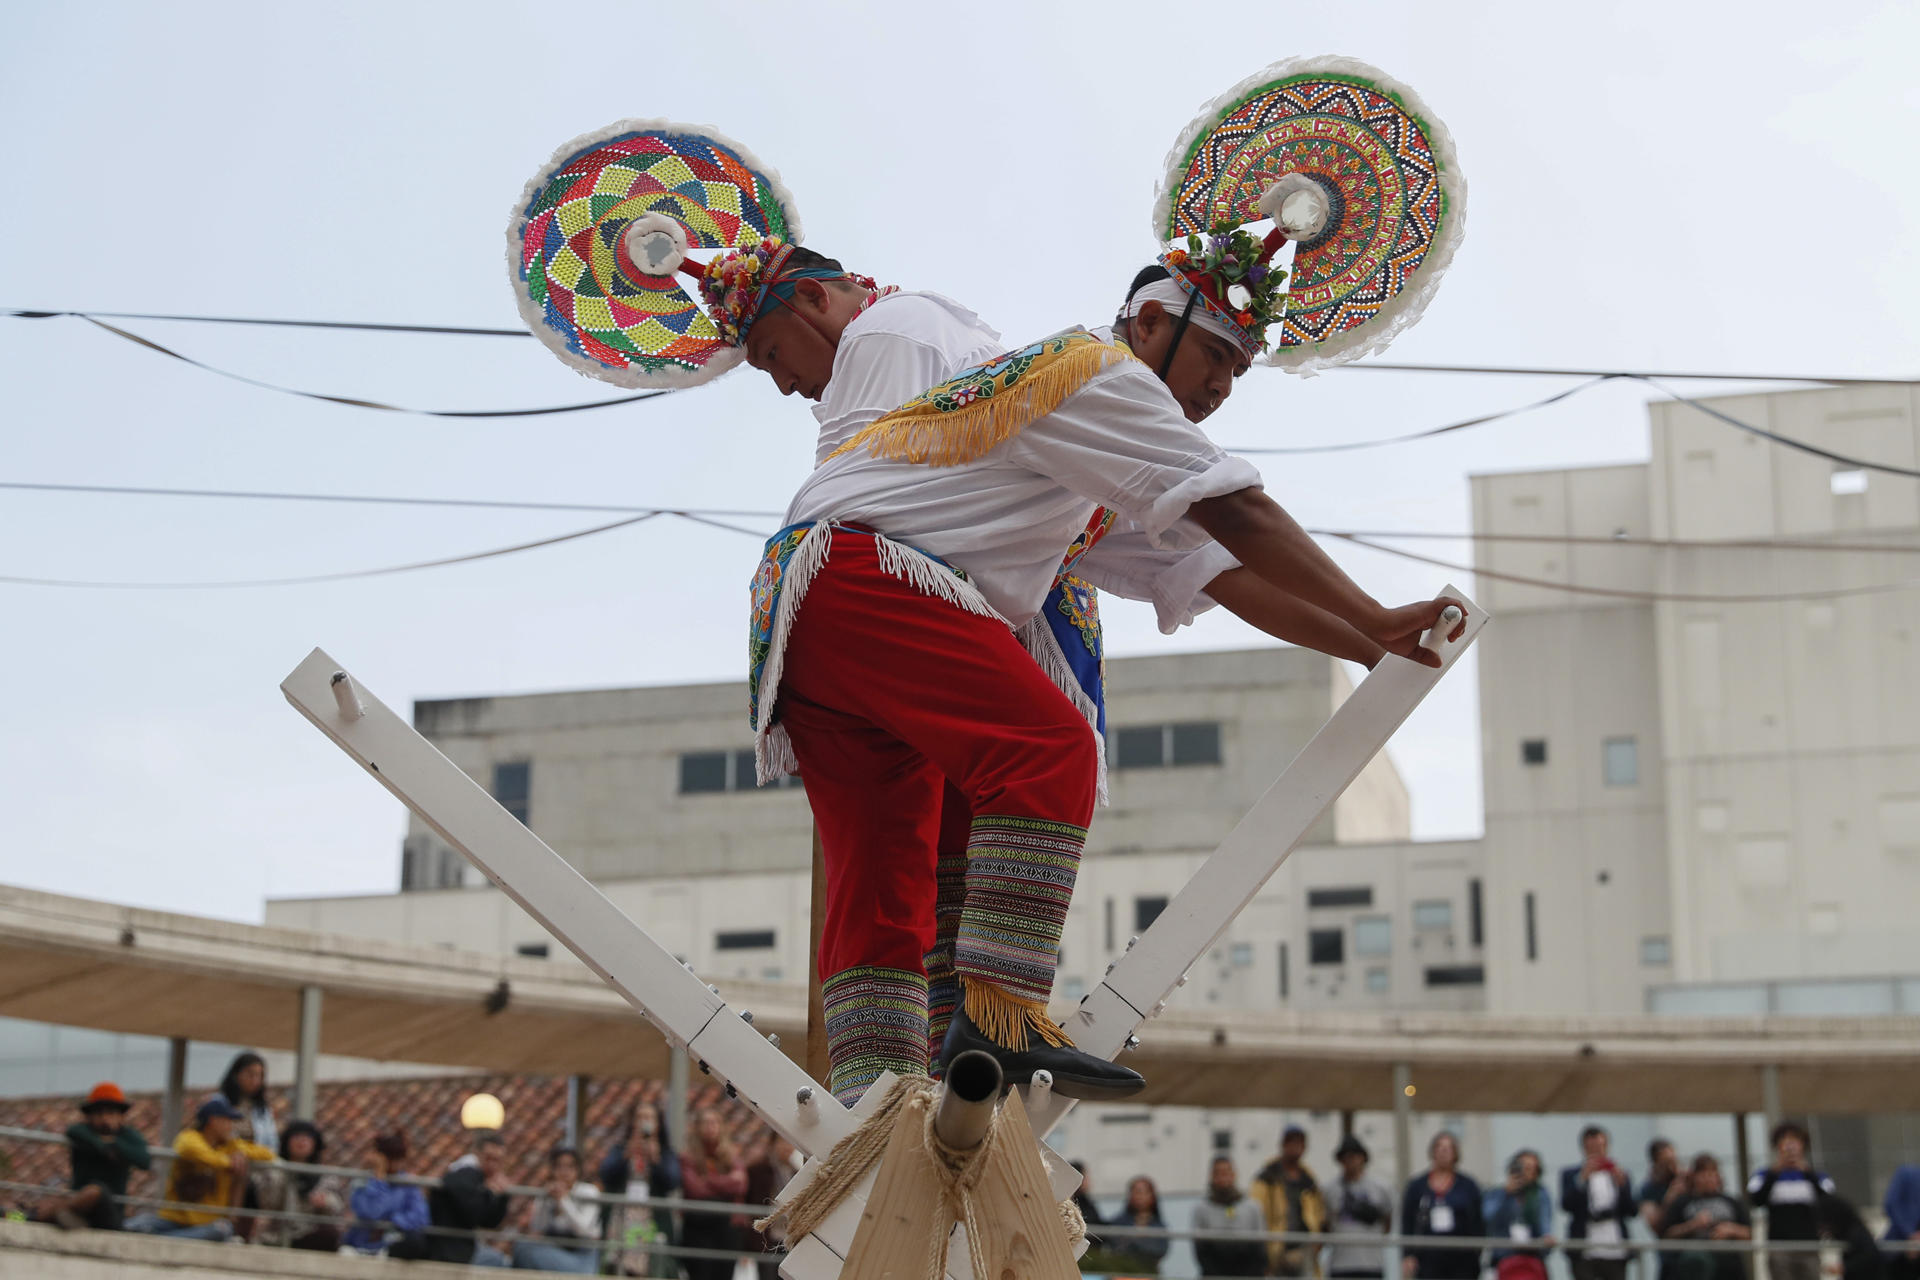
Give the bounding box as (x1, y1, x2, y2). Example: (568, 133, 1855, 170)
(37, 1082, 149, 1231)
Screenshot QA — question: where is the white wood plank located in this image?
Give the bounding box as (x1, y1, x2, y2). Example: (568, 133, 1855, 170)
(280, 648, 857, 1155)
(1028, 586, 1486, 1137)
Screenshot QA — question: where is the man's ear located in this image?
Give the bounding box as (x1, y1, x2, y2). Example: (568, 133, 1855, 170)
(1133, 298, 1165, 337)
(793, 278, 833, 314)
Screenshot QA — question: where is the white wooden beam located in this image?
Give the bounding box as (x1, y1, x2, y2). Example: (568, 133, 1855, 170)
(1027, 586, 1486, 1138)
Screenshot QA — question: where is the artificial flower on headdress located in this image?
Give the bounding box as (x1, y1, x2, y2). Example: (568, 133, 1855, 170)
(1160, 223, 1291, 358)
(699, 236, 798, 347)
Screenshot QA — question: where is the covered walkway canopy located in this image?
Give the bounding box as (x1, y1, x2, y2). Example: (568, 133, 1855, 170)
(6, 885, 1919, 1114)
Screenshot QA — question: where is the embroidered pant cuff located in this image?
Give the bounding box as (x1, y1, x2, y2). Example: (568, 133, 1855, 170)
(821, 966, 931, 1105)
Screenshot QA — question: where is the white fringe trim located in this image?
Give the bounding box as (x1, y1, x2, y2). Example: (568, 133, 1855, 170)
(506, 117, 804, 390)
(1149, 55, 1469, 378)
(752, 527, 1009, 787)
(1013, 617, 1111, 807)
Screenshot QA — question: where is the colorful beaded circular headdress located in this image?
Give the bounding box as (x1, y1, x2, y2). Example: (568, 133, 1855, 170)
(508, 120, 803, 388)
(1154, 56, 1467, 373)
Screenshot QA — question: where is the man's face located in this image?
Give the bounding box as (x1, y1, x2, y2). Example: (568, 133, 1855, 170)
(1123, 300, 1250, 423)
(1776, 1134, 1805, 1165)
(203, 1115, 234, 1145)
(88, 1108, 123, 1135)
(1282, 1134, 1306, 1165)
(1211, 1159, 1237, 1193)
(1584, 1132, 1609, 1161)
(1693, 1162, 1723, 1195)
(479, 1142, 506, 1178)
(1339, 1152, 1367, 1180)
(742, 281, 846, 401)
(1654, 1145, 1676, 1174)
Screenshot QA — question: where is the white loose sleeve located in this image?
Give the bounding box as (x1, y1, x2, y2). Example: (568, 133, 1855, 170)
(1072, 524, 1241, 633)
(813, 331, 957, 462)
(1003, 362, 1263, 547)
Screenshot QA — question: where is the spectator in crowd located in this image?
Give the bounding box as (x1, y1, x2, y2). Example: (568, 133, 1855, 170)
(216, 1053, 278, 1152)
(1883, 1164, 1920, 1280)
(1070, 1159, 1106, 1238)
(343, 1131, 430, 1258)
(1658, 1154, 1750, 1280)
(1082, 1175, 1169, 1277)
(1400, 1131, 1483, 1280)
(517, 1145, 602, 1274)
(1322, 1135, 1392, 1280)
(1817, 1190, 1886, 1280)
(1193, 1155, 1269, 1279)
(603, 1098, 681, 1280)
(678, 1106, 747, 1280)
(1560, 1125, 1633, 1280)
(126, 1097, 275, 1241)
(429, 1131, 514, 1267)
(255, 1120, 347, 1251)
(1746, 1122, 1835, 1280)
(1639, 1140, 1686, 1280)
(744, 1134, 803, 1280)
(1253, 1125, 1326, 1277)
(1484, 1149, 1554, 1280)
(37, 1082, 148, 1231)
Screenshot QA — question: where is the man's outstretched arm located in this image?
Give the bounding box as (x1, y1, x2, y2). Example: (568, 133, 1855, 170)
(1204, 567, 1389, 668)
(1189, 487, 1463, 661)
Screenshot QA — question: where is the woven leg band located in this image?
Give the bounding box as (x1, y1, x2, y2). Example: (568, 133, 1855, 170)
(821, 966, 931, 1106)
(953, 813, 1085, 1051)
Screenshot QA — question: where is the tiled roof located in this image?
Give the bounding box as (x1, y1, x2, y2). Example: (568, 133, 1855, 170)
(1, 1070, 770, 1226)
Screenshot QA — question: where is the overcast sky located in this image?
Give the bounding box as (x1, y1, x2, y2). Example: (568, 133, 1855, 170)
(2, 2, 1916, 924)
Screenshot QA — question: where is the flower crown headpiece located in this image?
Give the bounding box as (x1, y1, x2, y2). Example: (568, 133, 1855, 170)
(1161, 223, 1291, 357)
(698, 236, 797, 348)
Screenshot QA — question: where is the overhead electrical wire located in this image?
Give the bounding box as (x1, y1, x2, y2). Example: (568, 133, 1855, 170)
(1334, 535, 1920, 604)
(9, 307, 1902, 382)
(10, 311, 1920, 475)
(9, 478, 1920, 557)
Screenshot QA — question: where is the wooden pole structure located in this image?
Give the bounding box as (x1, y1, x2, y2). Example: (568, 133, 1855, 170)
(808, 828, 830, 1085)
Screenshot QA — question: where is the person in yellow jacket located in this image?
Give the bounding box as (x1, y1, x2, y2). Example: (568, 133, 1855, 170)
(126, 1097, 275, 1241)
(1252, 1126, 1328, 1276)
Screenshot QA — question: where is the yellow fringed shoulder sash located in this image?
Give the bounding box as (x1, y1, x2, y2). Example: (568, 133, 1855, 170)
(824, 331, 1139, 468)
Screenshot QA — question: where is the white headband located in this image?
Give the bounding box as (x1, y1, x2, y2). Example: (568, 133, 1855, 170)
(1117, 274, 1248, 353)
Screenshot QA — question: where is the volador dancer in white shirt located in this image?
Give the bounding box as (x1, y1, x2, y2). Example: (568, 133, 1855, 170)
(693, 227, 1461, 1106)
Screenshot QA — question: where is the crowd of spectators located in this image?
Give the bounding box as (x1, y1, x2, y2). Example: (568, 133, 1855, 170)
(11, 1061, 1920, 1280)
(7, 1056, 807, 1276)
(1066, 1122, 1918, 1280)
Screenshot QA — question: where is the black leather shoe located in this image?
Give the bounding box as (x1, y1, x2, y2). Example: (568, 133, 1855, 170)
(938, 1005, 1145, 1101)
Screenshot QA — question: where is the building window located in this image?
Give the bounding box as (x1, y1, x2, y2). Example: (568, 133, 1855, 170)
(1277, 943, 1289, 999)
(715, 929, 776, 951)
(1212, 1129, 1233, 1152)
(1353, 916, 1392, 956)
(1229, 942, 1255, 968)
(1603, 737, 1639, 787)
(680, 752, 729, 794)
(1062, 976, 1086, 1001)
(1365, 967, 1390, 995)
(515, 942, 549, 958)
(1308, 886, 1373, 910)
(1424, 965, 1485, 987)
(1309, 928, 1345, 966)
(1521, 739, 1548, 766)
(1830, 467, 1868, 496)
(680, 751, 800, 794)
(493, 761, 531, 825)
(1134, 896, 1169, 931)
(1112, 722, 1223, 769)
(1411, 900, 1453, 931)
(1468, 879, 1484, 947)
(1170, 722, 1222, 766)
(1640, 935, 1671, 966)
(1524, 892, 1538, 962)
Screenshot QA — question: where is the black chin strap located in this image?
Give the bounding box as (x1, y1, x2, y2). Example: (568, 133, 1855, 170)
(1157, 285, 1202, 381)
